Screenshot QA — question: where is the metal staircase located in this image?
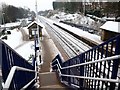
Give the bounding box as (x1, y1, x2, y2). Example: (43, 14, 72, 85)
(0, 40, 38, 90)
(38, 72, 68, 90)
(52, 35, 120, 90)
(0, 39, 68, 90)
(1, 34, 120, 90)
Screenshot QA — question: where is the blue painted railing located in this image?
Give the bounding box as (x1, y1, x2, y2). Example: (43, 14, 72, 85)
(0, 40, 36, 90)
(52, 35, 120, 90)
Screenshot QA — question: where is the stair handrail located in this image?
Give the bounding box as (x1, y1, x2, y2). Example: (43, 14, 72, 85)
(52, 55, 120, 83)
(52, 35, 120, 89)
(3, 65, 38, 90)
(52, 55, 120, 70)
(20, 61, 39, 89)
(1, 40, 39, 89)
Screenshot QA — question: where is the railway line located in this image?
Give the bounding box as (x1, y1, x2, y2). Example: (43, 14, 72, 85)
(39, 17, 92, 59)
(47, 21, 119, 89)
(39, 17, 116, 59)
(39, 17, 119, 82)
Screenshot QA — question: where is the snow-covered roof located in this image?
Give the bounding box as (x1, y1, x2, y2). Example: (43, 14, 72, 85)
(27, 21, 44, 29)
(100, 21, 120, 33)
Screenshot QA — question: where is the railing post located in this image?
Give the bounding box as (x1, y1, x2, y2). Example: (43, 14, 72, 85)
(79, 54, 85, 89)
(68, 60, 71, 86)
(32, 56, 36, 67)
(110, 36, 120, 90)
(1, 40, 36, 90)
(34, 30, 37, 61)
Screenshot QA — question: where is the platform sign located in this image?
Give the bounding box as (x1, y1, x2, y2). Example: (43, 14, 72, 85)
(32, 28, 38, 36)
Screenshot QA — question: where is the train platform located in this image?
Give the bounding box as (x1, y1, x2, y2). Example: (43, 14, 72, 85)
(40, 28, 60, 72)
(39, 26, 69, 89)
(40, 16, 104, 46)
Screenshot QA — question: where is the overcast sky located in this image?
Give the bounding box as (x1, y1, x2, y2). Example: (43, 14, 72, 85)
(0, 0, 55, 11)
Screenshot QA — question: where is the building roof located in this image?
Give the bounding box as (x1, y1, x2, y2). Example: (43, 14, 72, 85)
(100, 21, 120, 33)
(27, 21, 44, 29)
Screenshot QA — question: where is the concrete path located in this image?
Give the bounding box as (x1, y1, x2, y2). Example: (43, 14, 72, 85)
(40, 28, 60, 72)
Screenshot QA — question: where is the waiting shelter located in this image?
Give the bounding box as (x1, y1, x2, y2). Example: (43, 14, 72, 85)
(27, 21, 43, 39)
(100, 21, 120, 41)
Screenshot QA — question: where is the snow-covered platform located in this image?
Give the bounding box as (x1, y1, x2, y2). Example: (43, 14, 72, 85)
(40, 27, 61, 72)
(41, 16, 104, 46)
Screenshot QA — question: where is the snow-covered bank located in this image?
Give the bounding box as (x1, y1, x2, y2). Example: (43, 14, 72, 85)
(50, 12, 102, 30)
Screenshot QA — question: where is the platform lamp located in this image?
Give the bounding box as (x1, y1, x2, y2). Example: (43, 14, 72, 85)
(35, 0, 41, 64)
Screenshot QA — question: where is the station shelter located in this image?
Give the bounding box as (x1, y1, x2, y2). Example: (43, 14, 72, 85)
(100, 21, 120, 41)
(27, 21, 43, 39)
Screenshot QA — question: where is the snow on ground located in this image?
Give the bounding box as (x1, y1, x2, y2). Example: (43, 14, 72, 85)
(16, 41, 35, 60)
(56, 22, 103, 44)
(2, 26, 35, 60)
(0, 22, 20, 28)
(3, 29, 23, 49)
(50, 12, 97, 29)
(23, 27, 29, 35)
(41, 16, 103, 44)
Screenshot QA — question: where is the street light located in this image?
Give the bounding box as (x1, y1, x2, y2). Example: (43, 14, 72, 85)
(2, 13, 5, 24)
(2, 12, 6, 31)
(2, 4, 5, 25)
(35, 0, 41, 64)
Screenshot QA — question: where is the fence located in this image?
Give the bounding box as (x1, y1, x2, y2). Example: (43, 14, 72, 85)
(0, 40, 36, 90)
(52, 35, 120, 90)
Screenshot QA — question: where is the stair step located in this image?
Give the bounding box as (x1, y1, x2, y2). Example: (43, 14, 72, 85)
(39, 72, 60, 86)
(39, 84, 67, 90)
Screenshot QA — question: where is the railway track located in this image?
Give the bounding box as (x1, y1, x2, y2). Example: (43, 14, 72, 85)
(39, 17, 112, 60)
(53, 23, 100, 47)
(39, 17, 92, 59)
(39, 17, 120, 90)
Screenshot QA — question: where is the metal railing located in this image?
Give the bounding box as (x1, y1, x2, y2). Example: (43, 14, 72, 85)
(0, 40, 38, 90)
(3, 66, 37, 90)
(52, 35, 120, 90)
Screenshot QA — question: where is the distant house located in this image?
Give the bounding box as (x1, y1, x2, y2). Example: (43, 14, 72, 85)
(100, 21, 120, 41)
(27, 21, 43, 39)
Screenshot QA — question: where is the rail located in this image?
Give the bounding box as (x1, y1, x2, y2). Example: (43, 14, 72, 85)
(46, 22, 91, 58)
(52, 35, 120, 89)
(3, 66, 37, 89)
(53, 23, 99, 47)
(52, 55, 120, 70)
(52, 55, 120, 88)
(0, 40, 38, 90)
(52, 55, 120, 89)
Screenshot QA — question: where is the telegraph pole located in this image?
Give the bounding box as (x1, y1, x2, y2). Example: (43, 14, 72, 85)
(83, 0, 86, 16)
(2, 5, 6, 30)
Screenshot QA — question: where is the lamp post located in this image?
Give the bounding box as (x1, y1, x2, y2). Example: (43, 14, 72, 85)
(35, 0, 41, 64)
(2, 12, 6, 33)
(2, 4, 5, 28)
(2, 13, 5, 24)
(2, 4, 6, 31)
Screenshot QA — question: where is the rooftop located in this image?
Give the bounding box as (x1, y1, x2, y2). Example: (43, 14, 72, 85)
(100, 21, 120, 33)
(27, 21, 44, 29)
